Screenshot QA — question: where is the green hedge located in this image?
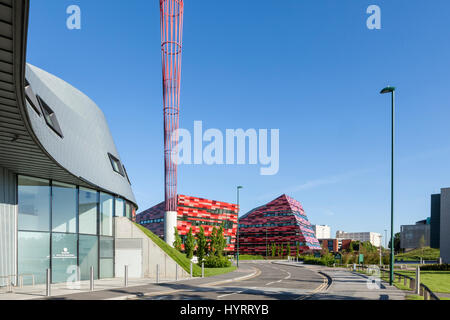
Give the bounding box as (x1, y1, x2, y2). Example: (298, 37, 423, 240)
(420, 264, 450, 271)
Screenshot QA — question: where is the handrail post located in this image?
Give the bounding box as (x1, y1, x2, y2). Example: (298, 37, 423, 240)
(156, 264, 159, 284)
(202, 262, 204, 278)
(415, 266, 420, 295)
(90, 266, 94, 291)
(46, 269, 51, 297)
(175, 264, 178, 281)
(124, 265, 128, 287)
(190, 262, 193, 278)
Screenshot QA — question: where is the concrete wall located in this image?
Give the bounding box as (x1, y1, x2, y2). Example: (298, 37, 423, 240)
(0, 167, 17, 286)
(114, 217, 189, 279)
(440, 188, 450, 263)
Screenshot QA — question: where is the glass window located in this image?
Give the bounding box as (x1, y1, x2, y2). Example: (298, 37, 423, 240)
(100, 193, 114, 236)
(79, 187, 98, 235)
(100, 236, 114, 279)
(52, 182, 77, 233)
(115, 198, 124, 217)
(79, 235, 98, 281)
(18, 231, 50, 285)
(51, 233, 78, 283)
(18, 176, 50, 232)
(125, 202, 131, 219)
(100, 259, 114, 279)
(100, 237, 114, 258)
(108, 153, 124, 176)
(37, 95, 64, 138)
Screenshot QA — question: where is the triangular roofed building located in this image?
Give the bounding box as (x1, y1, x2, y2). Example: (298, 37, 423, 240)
(238, 194, 321, 256)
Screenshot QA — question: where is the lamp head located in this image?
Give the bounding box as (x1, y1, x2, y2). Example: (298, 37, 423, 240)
(237, 186, 243, 189)
(380, 86, 396, 94)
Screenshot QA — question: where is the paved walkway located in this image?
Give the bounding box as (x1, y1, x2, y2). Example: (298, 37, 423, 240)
(275, 262, 406, 300)
(0, 264, 256, 300)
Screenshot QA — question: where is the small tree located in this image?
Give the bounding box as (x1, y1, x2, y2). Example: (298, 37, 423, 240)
(216, 226, 227, 256)
(287, 242, 291, 257)
(185, 227, 195, 259)
(271, 243, 276, 257)
(296, 244, 300, 257)
(173, 227, 182, 252)
(196, 226, 207, 264)
(280, 243, 284, 257)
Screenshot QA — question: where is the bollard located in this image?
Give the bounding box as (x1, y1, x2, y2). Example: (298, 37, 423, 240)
(190, 262, 193, 278)
(415, 266, 420, 295)
(46, 269, 51, 297)
(176, 264, 178, 281)
(439, 257, 442, 265)
(404, 276, 407, 286)
(424, 289, 429, 300)
(90, 266, 94, 291)
(124, 265, 128, 287)
(202, 262, 204, 278)
(410, 278, 415, 290)
(156, 264, 160, 284)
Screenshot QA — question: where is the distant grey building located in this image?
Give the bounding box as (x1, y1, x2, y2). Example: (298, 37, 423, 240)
(400, 220, 430, 250)
(440, 188, 450, 263)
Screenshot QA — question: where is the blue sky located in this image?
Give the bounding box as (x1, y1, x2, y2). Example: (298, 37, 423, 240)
(26, 1, 450, 241)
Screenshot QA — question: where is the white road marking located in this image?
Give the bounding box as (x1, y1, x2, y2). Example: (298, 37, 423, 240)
(217, 290, 244, 298)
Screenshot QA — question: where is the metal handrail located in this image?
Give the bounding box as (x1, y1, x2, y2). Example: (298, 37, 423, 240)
(18, 274, 35, 288)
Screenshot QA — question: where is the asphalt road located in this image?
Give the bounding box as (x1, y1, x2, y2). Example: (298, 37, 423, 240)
(139, 261, 327, 300)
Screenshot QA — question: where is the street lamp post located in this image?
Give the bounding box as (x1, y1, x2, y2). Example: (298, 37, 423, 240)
(380, 86, 396, 286)
(236, 186, 243, 268)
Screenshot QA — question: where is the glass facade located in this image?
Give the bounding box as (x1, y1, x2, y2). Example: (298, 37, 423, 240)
(17, 175, 135, 284)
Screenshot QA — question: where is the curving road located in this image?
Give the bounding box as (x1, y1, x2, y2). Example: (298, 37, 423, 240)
(139, 261, 328, 300)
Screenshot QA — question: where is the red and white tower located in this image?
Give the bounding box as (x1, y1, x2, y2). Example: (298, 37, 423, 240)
(160, 0, 184, 246)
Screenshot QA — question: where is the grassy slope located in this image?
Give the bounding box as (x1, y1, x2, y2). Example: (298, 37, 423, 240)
(395, 247, 440, 261)
(135, 223, 236, 277)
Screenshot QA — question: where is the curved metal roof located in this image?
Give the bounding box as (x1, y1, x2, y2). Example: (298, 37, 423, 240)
(0, 0, 137, 206)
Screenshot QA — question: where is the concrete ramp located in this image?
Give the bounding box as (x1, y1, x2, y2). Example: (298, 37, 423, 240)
(114, 217, 189, 280)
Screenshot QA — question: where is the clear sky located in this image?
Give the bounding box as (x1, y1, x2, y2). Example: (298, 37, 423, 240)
(26, 0, 450, 242)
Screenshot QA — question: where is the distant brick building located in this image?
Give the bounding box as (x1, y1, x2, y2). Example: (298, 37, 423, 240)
(319, 238, 352, 253)
(136, 195, 238, 252)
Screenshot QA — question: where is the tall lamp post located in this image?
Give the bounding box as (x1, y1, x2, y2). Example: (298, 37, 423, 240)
(380, 86, 396, 286)
(236, 186, 243, 268)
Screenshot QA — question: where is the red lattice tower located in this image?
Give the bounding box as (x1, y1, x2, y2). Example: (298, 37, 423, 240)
(160, 0, 184, 214)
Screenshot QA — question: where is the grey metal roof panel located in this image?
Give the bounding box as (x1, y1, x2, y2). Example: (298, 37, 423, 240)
(0, 0, 137, 207)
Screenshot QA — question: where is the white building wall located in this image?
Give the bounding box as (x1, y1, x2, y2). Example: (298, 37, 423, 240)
(336, 231, 382, 247)
(312, 225, 331, 239)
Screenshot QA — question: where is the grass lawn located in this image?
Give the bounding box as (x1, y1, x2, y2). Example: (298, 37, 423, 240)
(394, 270, 450, 294)
(239, 254, 265, 260)
(135, 223, 236, 277)
(406, 295, 423, 300)
(395, 247, 440, 261)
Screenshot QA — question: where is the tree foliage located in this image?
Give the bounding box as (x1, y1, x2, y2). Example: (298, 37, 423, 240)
(173, 227, 182, 252)
(185, 227, 195, 259)
(196, 226, 207, 264)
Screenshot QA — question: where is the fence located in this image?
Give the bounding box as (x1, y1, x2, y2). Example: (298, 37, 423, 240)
(344, 264, 439, 300)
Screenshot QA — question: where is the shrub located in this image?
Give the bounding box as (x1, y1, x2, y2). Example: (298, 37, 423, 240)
(204, 255, 231, 268)
(420, 264, 450, 271)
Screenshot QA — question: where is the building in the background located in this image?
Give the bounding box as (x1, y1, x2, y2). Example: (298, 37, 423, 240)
(136, 195, 238, 253)
(319, 238, 352, 253)
(336, 231, 382, 247)
(238, 194, 321, 256)
(436, 188, 450, 263)
(0, 0, 137, 285)
(312, 225, 331, 239)
(400, 219, 430, 250)
(430, 194, 441, 249)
